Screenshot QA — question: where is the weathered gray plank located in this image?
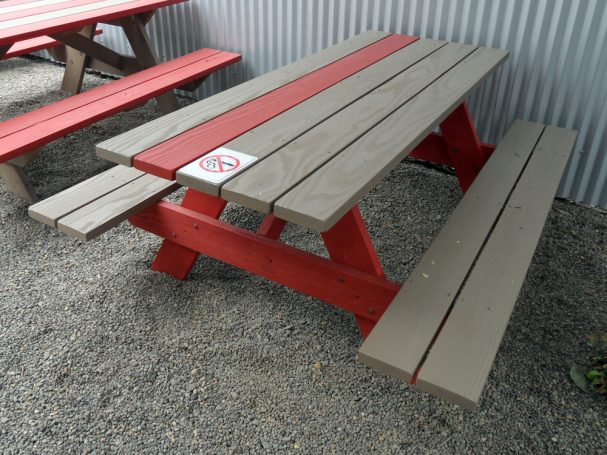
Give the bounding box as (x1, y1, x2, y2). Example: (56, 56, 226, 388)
(356, 120, 544, 383)
(29, 165, 144, 227)
(57, 173, 178, 241)
(415, 125, 577, 410)
(96, 31, 390, 165)
(175, 39, 447, 195)
(222, 42, 479, 213)
(273, 47, 509, 231)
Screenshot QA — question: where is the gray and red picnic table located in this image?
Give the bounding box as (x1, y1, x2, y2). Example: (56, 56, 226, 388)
(30, 31, 577, 409)
(0, 0, 188, 104)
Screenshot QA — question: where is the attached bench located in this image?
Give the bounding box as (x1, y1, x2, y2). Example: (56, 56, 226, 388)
(1, 29, 103, 60)
(358, 120, 577, 409)
(29, 164, 177, 241)
(0, 47, 241, 202)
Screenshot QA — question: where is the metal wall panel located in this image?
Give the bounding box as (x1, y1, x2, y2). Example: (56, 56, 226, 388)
(38, 0, 607, 207)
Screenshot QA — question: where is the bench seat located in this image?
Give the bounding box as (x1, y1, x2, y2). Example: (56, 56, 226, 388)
(1, 29, 103, 60)
(358, 120, 577, 409)
(0, 47, 240, 202)
(29, 165, 178, 241)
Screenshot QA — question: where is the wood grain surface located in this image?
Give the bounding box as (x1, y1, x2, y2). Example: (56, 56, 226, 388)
(96, 31, 390, 165)
(132, 34, 418, 179)
(273, 47, 508, 231)
(222, 42, 479, 213)
(57, 173, 178, 241)
(416, 125, 577, 409)
(176, 39, 447, 195)
(28, 165, 144, 226)
(357, 120, 544, 383)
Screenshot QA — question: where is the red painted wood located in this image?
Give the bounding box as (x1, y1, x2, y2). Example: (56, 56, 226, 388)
(439, 103, 486, 192)
(408, 132, 496, 167)
(129, 201, 400, 321)
(152, 190, 227, 280)
(0, 0, 103, 22)
(256, 214, 287, 240)
(2, 28, 102, 60)
(0, 0, 187, 46)
(322, 205, 385, 337)
(0, 47, 223, 139)
(0, 50, 241, 163)
(133, 34, 420, 180)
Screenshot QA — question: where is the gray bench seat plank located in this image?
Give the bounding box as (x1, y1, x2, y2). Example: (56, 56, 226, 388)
(356, 120, 544, 383)
(176, 39, 447, 196)
(415, 125, 577, 409)
(221, 42, 479, 213)
(273, 46, 509, 231)
(56, 174, 178, 241)
(96, 31, 389, 165)
(29, 165, 144, 226)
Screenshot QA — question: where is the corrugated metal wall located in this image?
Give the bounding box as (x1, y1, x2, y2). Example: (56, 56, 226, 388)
(51, 0, 607, 207)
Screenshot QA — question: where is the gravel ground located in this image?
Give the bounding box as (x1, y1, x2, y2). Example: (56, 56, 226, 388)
(1, 57, 606, 454)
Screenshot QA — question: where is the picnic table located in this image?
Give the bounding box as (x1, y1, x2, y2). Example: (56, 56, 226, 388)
(0, 0, 186, 100)
(0, 0, 241, 202)
(30, 31, 577, 409)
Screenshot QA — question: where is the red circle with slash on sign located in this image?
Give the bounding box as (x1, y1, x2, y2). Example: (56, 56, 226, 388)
(200, 155, 241, 173)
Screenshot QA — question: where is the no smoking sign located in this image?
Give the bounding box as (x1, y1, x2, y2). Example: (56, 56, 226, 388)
(178, 147, 258, 184)
(200, 154, 241, 173)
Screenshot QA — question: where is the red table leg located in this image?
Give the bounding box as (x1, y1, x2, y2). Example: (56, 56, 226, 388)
(439, 102, 486, 192)
(322, 206, 385, 338)
(257, 213, 287, 240)
(130, 198, 399, 330)
(151, 189, 226, 280)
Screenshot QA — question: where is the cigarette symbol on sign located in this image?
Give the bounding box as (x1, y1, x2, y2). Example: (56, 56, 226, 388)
(200, 155, 241, 173)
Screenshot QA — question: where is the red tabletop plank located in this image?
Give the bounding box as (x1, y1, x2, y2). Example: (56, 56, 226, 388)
(0, 0, 104, 22)
(0, 0, 187, 46)
(133, 34, 419, 180)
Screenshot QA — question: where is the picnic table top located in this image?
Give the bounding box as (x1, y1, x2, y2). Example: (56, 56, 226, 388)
(98, 31, 509, 231)
(0, 0, 187, 47)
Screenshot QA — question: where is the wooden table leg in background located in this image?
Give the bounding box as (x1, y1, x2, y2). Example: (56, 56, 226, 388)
(61, 24, 96, 94)
(0, 149, 41, 202)
(0, 45, 10, 59)
(120, 15, 181, 114)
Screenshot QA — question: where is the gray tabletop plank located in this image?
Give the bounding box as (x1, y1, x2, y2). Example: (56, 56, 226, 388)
(221, 42, 478, 213)
(274, 47, 509, 231)
(415, 125, 577, 409)
(356, 120, 544, 383)
(96, 31, 390, 165)
(57, 173, 178, 241)
(176, 38, 448, 195)
(29, 165, 144, 227)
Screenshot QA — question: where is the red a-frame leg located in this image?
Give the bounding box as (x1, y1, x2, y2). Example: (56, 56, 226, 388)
(439, 103, 486, 192)
(322, 206, 385, 338)
(152, 190, 226, 279)
(408, 102, 493, 193)
(131, 192, 398, 336)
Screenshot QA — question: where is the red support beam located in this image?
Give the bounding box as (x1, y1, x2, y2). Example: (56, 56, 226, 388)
(151, 190, 226, 280)
(257, 213, 287, 240)
(130, 201, 400, 321)
(439, 103, 486, 192)
(408, 132, 495, 168)
(322, 206, 385, 337)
